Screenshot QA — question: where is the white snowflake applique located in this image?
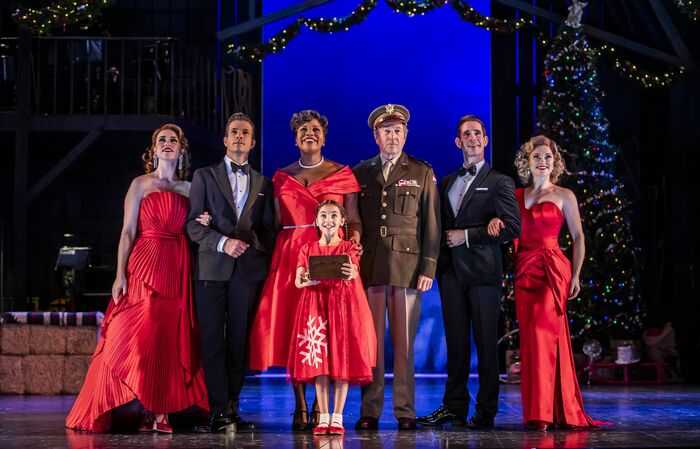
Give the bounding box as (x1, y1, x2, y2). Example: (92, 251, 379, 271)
(297, 315, 328, 368)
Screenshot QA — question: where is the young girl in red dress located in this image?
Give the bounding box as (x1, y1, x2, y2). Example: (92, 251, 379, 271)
(288, 200, 376, 435)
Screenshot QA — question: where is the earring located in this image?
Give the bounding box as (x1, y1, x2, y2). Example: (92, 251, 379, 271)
(178, 154, 183, 171)
(153, 153, 158, 169)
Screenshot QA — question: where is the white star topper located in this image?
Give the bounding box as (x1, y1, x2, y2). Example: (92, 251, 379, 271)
(565, 0, 587, 28)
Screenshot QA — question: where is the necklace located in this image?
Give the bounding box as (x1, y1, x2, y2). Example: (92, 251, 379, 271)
(298, 156, 324, 169)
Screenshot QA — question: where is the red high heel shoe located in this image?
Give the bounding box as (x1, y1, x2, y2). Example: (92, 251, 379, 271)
(154, 414, 173, 434)
(525, 420, 552, 431)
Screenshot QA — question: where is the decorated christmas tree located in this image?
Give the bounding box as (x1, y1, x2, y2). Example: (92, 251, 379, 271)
(501, 1, 644, 351)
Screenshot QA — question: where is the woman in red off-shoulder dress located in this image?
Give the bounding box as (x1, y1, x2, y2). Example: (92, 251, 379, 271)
(247, 110, 362, 430)
(66, 124, 208, 432)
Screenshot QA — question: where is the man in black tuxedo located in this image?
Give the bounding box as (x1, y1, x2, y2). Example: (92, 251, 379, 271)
(417, 115, 520, 429)
(186, 113, 275, 432)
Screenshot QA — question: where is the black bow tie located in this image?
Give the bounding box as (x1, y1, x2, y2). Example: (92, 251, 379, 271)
(230, 161, 250, 175)
(458, 164, 477, 177)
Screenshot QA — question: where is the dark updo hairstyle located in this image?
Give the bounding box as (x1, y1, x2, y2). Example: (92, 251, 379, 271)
(315, 199, 349, 240)
(142, 123, 191, 180)
(290, 110, 329, 136)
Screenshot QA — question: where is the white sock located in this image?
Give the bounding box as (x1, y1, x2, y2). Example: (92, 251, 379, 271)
(319, 412, 330, 425)
(331, 413, 343, 426)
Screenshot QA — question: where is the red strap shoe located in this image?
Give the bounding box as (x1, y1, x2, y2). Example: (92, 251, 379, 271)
(154, 414, 173, 434)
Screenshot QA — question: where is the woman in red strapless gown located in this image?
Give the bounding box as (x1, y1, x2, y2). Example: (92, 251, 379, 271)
(248, 110, 361, 430)
(66, 124, 208, 432)
(490, 135, 604, 430)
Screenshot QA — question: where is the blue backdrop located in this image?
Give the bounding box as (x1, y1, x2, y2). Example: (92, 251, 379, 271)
(261, 0, 492, 373)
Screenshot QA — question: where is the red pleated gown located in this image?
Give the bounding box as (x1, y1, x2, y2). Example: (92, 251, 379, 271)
(514, 188, 600, 427)
(287, 240, 376, 385)
(66, 191, 208, 432)
(248, 167, 360, 370)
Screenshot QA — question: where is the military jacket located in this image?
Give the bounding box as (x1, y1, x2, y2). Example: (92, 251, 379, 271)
(353, 151, 440, 289)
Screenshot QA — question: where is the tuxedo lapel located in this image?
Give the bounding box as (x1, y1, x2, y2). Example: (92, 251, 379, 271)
(443, 171, 459, 221)
(239, 169, 263, 219)
(457, 163, 491, 217)
(212, 161, 239, 221)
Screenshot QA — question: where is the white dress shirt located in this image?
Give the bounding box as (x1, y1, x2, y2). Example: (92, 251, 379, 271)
(447, 159, 485, 248)
(216, 156, 250, 252)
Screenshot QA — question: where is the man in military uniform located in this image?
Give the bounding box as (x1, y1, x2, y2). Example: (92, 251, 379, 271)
(353, 104, 440, 431)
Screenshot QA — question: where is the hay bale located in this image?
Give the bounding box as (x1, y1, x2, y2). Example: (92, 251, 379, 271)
(65, 327, 99, 355)
(62, 355, 92, 394)
(0, 355, 24, 394)
(23, 355, 64, 394)
(0, 325, 30, 355)
(29, 325, 67, 355)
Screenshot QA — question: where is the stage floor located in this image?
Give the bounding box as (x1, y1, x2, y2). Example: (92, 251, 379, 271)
(1, 376, 699, 448)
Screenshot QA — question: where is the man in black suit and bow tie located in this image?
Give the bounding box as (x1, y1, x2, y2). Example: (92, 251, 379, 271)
(417, 115, 520, 429)
(186, 113, 275, 432)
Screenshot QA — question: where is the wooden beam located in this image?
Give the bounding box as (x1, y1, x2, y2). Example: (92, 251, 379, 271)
(13, 29, 31, 309)
(27, 128, 103, 203)
(0, 114, 187, 132)
(493, 0, 695, 69)
(648, 0, 692, 62)
(216, 0, 335, 41)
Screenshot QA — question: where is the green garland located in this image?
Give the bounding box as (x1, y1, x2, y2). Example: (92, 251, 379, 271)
(226, 0, 683, 88)
(11, 0, 111, 35)
(228, 0, 379, 62)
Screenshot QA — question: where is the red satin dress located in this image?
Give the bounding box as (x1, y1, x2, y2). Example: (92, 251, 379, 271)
(66, 191, 208, 432)
(287, 241, 376, 385)
(514, 188, 600, 427)
(248, 167, 360, 370)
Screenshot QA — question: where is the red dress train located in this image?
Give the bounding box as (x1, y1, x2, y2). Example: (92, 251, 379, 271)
(287, 241, 376, 385)
(248, 167, 360, 370)
(514, 188, 602, 427)
(66, 191, 208, 432)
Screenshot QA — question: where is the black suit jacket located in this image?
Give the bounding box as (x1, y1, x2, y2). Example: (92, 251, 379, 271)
(186, 160, 276, 282)
(437, 162, 520, 286)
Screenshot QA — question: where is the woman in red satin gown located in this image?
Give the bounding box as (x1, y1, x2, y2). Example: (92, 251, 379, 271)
(66, 124, 208, 432)
(248, 110, 362, 430)
(289, 200, 376, 435)
(489, 135, 603, 430)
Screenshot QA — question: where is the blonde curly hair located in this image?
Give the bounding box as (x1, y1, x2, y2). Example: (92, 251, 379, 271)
(142, 123, 191, 180)
(514, 135, 566, 185)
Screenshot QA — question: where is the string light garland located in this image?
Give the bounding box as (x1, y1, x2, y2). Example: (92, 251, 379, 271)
(227, 0, 379, 63)
(674, 0, 700, 20)
(226, 0, 685, 88)
(11, 0, 111, 35)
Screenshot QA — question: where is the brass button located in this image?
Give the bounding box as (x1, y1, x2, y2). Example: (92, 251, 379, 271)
(382, 191, 388, 196)
(406, 247, 410, 251)
(382, 203, 388, 207)
(381, 214, 386, 220)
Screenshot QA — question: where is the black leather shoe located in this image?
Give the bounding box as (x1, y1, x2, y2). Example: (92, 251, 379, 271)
(193, 413, 236, 433)
(233, 414, 256, 431)
(416, 405, 466, 426)
(291, 410, 309, 431)
(467, 411, 495, 429)
(397, 417, 417, 430)
(355, 416, 379, 430)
